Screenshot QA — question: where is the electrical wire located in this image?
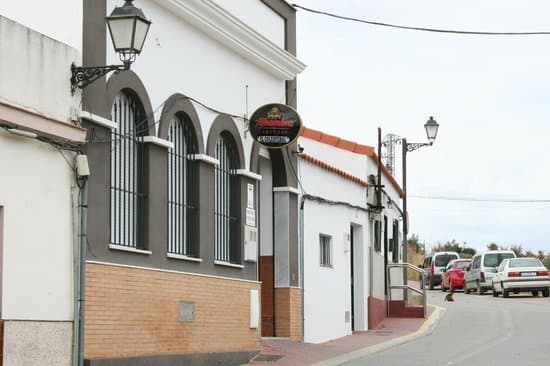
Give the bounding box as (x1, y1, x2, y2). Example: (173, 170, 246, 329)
(409, 195, 550, 203)
(292, 4, 550, 36)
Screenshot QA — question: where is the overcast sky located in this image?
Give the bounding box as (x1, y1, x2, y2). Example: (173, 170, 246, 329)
(294, 0, 550, 254)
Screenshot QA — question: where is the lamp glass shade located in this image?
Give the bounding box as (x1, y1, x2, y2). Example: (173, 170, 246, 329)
(107, 17, 135, 51)
(106, 1, 151, 56)
(133, 17, 151, 52)
(424, 116, 439, 142)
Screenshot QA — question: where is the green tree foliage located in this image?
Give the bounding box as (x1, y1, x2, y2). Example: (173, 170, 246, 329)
(430, 239, 476, 258)
(408, 234, 424, 254)
(543, 256, 550, 269)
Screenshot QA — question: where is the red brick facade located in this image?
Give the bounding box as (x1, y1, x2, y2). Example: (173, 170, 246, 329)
(84, 262, 261, 360)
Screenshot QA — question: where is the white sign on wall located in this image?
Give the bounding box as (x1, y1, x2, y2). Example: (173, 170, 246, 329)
(247, 183, 254, 208)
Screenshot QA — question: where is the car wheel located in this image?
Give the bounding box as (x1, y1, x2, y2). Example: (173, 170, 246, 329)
(532, 290, 539, 297)
(492, 286, 498, 297)
(543, 288, 550, 297)
(476, 281, 485, 295)
(503, 288, 510, 298)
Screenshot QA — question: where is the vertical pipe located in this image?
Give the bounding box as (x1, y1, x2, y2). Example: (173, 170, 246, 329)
(77, 178, 88, 366)
(402, 138, 408, 301)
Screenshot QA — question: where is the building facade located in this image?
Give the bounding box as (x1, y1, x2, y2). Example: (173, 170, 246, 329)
(80, 0, 304, 364)
(298, 127, 403, 343)
(0, 3, 87, 364)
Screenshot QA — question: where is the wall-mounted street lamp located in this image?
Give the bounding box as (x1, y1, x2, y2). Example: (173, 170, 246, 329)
(401, 116, 439, 290)
(378, 117, 439, 301)
(71, 0, 151, 92)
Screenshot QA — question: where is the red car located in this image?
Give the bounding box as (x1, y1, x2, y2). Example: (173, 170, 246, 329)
(441, 259, 472, 292)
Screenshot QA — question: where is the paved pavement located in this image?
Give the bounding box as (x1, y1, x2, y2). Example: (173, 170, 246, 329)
(241, 305, 445, 366)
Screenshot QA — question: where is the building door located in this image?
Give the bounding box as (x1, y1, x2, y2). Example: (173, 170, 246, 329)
(259, 157, 274, 336)
(350, 225, 355, 331)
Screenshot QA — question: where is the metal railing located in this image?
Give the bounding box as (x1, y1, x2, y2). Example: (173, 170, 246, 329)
(386, 263, 427, 318)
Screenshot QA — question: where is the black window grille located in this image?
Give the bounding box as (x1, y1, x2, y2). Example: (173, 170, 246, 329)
(214, 133, 240, 263)
(392, 220, 399, 263)
(167, 114, 198, 257)
(110, 91, 146, 249)
(374, 221, 381, 252)
(320, 234, 332, 267)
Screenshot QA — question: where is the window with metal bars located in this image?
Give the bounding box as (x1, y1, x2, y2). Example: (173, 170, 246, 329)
(167, 114, 198, 257)
(110, 91, 146, 249)
(214, 132, 240, 264)
(320, 234, 332, 267)
(374, 220, 381, 253)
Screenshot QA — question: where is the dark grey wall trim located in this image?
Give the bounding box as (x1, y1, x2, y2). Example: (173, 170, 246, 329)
(82, 0, 108, 116)
(158, 93, 205, 153)
(106, 70, 155, 137)
(85, 350, 258, 366)
(206, 114, 245, 169)
(260, 0, 298, 108)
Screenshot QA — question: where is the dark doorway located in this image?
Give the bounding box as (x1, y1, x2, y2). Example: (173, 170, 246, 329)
(350, 225, 355, 331)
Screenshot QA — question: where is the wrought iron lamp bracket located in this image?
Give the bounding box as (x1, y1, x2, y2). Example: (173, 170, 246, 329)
(71, 62, 130, 93)
(406, 141, 433, 152)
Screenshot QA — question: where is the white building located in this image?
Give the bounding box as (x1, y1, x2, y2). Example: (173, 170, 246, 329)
(298, 127, 403, 343)
(0, 2, 87, 364)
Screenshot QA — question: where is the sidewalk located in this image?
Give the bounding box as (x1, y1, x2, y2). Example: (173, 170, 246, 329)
(242, 305, 444, 366)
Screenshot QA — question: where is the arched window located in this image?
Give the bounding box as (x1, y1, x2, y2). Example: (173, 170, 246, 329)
(167, 114, 198, 257)
(110, 91, 145, 249)
(214, 132, 240, 263)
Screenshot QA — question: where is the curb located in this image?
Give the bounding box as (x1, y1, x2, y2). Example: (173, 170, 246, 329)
(311, 305, 446, 366)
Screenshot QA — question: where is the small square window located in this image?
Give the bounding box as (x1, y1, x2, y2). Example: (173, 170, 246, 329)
(320, 234, 332, 267)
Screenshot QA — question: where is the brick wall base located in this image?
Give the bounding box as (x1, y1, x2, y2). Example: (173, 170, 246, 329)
(274, 287, 302, 341)
(368, 296, 387, 330)
(84, 262, 261, 361)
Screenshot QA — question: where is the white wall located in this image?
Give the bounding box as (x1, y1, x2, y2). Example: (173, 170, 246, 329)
(0, 130, 75, 320)
(215, 0, 285, 47)
(302, 199, 368, 343)
(0, 16, 77, 122)
(300, 155, 370, 343)
(0, 0, 82, 50)
(300, 138, 369, 181)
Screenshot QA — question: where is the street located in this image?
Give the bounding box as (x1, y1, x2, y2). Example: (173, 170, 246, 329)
(343, 289, 550, 366)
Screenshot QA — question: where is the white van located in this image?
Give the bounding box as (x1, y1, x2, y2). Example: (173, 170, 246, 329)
(420, 252, 460, 290)
(464, 250, 516, 295)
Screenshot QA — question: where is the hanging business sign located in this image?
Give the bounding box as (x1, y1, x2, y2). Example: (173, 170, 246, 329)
(249, 103, 302, 148)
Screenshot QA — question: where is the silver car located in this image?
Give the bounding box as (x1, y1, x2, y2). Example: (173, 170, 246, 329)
(492, 257, 550, 298)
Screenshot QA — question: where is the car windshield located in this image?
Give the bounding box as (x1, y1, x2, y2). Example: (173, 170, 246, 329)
(509, 258, 543, 268)
(483, 253, 515, 267)
(455, 261, 471, 270)
(435, 254, 458, 266)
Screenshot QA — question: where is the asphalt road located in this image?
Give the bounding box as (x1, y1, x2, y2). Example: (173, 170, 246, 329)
(343, 289, 550, 366)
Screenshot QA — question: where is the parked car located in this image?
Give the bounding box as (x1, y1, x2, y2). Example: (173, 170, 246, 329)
(441, 259, 472, 292)
(420, 252, 460, 290)
(464, 250, 516, 295)
(492, 257, 550, 298)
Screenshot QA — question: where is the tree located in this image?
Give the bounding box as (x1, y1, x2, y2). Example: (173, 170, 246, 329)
(510, 244, 524, 257)
(408, 234, 423, 254)
(487, 242, 501, 251)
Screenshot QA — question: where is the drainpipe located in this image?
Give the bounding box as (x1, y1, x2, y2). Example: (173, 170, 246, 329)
(72, 170, 88, 366)
(78, 179, 87, 366)
(299, 196, 305, 341)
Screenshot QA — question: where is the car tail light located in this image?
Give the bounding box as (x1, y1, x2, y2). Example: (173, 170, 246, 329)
(431, 261, 435, 274)
(508, 272, 520, 277)
(480, 272, 485, 282)
(537, 271, 549, 277)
